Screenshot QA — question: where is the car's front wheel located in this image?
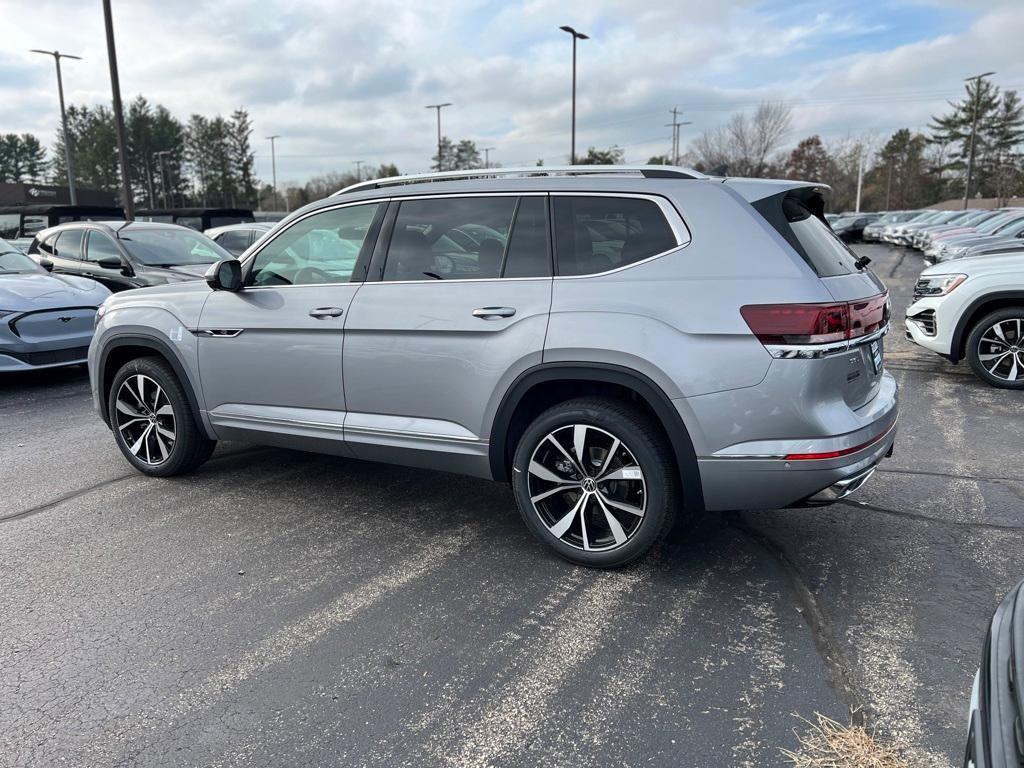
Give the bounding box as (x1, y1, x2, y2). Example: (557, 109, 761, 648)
(966, 308, 1024, 389)
(108, 356, 216, 476)
(512, 397, 678, 568)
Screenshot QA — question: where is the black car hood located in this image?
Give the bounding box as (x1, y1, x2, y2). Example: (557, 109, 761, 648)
(156, 263, 213, 280)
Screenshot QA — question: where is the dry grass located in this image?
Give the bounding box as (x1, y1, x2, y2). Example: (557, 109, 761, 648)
(780, 712, 910, 768)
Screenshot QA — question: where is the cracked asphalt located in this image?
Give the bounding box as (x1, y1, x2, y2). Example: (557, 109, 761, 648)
(1, 243, 1021, 767)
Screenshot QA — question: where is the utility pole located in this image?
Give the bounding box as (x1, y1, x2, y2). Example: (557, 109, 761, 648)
(353, 160, 365, 181)
(885, 158, 894, 211)
(855, 148, 865, 213)
(30, 49, 81, 205)
(154, 150, 172, 208)
(424, 103, 452, 171)
(963, 71, 996, 210)
(102, 0, 133, 219)
(559, 26, 589, 164)
(266, 135, 280, 209)
(664, 108, 692, 166)
(481, 147, 496, 168)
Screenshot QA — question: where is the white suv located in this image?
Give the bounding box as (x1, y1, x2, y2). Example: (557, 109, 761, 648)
(906, 250, 1024, 388)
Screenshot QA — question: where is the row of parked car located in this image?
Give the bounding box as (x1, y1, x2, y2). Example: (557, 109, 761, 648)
(0, 216, 275, 373)
(865, 206, 1024, 263)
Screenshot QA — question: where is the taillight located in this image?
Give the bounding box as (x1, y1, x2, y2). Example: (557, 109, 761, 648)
(741, 293, 888, 346)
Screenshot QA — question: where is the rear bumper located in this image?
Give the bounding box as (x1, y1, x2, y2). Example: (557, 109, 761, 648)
(694, 371, 899, 511)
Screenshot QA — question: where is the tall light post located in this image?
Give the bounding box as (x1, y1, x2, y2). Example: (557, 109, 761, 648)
(30, 49, 81, 205)
(963, 71, 996, 210)
(424, 103, 452, 171)
(481, 147, 496, 168)
(102, 0, 134, 218)
(266, 135, 280, 209)
(664, 108, 692, 166)
(353, 160, 365, 181)
(559, 25, 589, 164)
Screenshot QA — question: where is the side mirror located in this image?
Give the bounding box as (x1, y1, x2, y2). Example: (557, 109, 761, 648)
(38, 258, 54, 272)
(205, 259, 243, 292)
(97, 256, 123, 270)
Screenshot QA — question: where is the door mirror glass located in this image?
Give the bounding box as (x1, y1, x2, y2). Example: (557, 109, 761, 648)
(206, 259, 243, 292)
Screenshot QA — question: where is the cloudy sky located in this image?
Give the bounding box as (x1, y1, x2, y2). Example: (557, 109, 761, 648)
(2, 0, 1023, 186)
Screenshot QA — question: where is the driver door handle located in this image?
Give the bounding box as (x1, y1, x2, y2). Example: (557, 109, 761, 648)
(472, 306, 516, 320)
(309, 307, 344, 318)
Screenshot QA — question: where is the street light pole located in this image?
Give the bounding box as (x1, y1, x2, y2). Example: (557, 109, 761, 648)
(101, 0, 134, 219)
(481, 147, 496, 168)
(353, 160, 365, 181)
(559, 26, 589, 165)
(963, 71, 996, 210)
(664, 108, 692, 166)
(424, 103, 452, 171)
(30, 49, 81, 205)
(266, 135, 280, 209)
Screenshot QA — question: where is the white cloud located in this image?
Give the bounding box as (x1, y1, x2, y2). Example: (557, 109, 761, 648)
(0, 0, 1021, 184)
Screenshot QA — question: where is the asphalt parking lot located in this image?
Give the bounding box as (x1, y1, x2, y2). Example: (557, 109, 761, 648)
(1, 242, 1022, 767)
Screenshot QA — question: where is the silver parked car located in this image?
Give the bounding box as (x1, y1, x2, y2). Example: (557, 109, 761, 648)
(0, 240, 110, 372)
(88, 166, 898, 567)
(204, 222, 274, 257)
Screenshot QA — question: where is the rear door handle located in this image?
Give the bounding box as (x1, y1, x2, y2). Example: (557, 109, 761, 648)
(472, 306, 516, 319)
(309, 307, 344, 318)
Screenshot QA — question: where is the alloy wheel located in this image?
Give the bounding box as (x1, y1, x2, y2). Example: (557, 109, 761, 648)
(526, 424, 646, 552)
(977, 318, 1024, 382)
(114, 374, 176, 465)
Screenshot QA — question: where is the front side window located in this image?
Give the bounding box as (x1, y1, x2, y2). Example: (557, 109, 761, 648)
(37, 233, 59, 256)
(86, 232, 122, 262)
(176, 217, 202, 230)
(249, 203, 381, 287)
(553, 196, 678, 277)
(55, 229, 84, 260)
(215, 229, 252, 255)
(382, 196, 517, 281)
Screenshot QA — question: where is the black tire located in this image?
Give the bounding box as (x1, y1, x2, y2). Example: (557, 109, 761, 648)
(107, 356, 216, 476)
(965, 308, 1024, 390)
(511, 396, 679, 568)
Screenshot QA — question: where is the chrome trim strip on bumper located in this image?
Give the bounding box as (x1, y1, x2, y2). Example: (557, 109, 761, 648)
(764, 324, 889, 360)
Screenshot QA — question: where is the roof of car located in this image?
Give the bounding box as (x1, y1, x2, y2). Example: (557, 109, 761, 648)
(135, 207, 255, 217)
(33, 219, 207, 240)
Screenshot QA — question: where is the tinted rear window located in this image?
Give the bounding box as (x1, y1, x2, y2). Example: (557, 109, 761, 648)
(756, 194, 861, 277)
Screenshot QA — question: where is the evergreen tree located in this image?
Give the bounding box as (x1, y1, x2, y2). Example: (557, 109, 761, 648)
(229, 109, 257, 207)
(432, 137, 456, 171)
(930, 77, 1001, 200)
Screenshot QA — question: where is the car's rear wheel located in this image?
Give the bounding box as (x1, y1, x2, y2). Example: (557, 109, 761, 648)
(108, 356, 216, 476)
(966, 308, 1024, 389)
(512, 397, 678, 568)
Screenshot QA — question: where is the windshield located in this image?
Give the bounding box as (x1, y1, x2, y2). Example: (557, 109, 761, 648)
(118, 228, 230, 266)
(0, 250, 43, 273)
(992, 215, 1024, 234)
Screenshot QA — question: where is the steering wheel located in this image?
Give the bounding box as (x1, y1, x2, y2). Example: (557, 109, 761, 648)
(293, 266, 335, 284)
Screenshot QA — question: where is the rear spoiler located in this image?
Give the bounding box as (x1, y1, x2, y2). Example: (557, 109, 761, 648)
(966, 578, 1024, 767)
(720, 177, 831, 204)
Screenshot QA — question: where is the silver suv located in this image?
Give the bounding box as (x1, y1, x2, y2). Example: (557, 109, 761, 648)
(89, 166, 898, 567)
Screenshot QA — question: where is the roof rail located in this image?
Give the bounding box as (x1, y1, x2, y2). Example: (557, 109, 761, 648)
(332, 165, 707, 196)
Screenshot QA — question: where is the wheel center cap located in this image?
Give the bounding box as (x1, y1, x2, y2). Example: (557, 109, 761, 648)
(148, 414, 157, 423)
(581, 477, 597, 493)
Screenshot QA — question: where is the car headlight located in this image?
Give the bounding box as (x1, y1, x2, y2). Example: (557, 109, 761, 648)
(94, 302, 108, 327)
(914, 274, 967, 298)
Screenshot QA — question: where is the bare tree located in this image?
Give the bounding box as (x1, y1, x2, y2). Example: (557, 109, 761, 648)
(692, 101, 792, 177)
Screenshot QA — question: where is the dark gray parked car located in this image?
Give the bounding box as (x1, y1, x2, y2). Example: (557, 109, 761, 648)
(0, 240, 110, 372)
(28, 221, 231, 293)
(88, 166, 898, 567)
